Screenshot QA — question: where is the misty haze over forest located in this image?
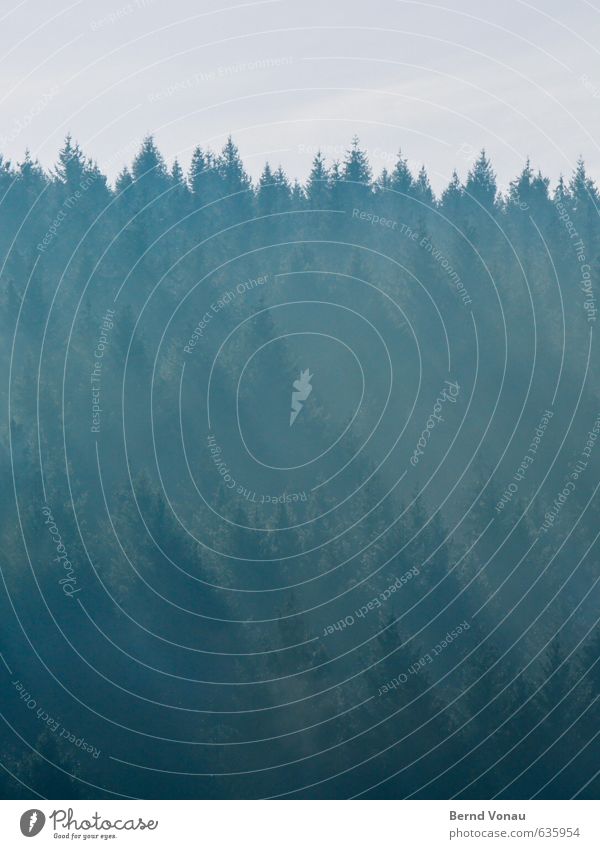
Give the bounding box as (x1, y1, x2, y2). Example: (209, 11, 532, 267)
(0, 131, 599, 799)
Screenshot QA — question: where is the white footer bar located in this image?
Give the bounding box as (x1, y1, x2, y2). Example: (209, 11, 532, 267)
(1, 800, 598, 848)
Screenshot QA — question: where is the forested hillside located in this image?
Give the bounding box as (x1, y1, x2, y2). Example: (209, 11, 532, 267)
(1, 135, 599, 799)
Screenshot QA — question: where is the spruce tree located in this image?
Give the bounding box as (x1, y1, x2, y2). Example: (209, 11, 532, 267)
(305, 151, 330, 208)
(465, 149, 497, 211)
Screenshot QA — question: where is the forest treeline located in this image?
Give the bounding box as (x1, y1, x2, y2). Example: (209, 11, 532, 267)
(0, 135, 598, 252)
(0, 133, 598, 218)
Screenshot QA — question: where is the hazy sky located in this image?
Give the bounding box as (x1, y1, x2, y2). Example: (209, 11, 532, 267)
(1, 0, 599, 192)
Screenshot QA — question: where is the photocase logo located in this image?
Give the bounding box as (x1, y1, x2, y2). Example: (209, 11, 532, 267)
(20, 810, 46, 837)
(290, 369, 313, 426)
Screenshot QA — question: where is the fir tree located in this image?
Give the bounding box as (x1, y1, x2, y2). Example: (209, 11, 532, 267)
(465, 149, 497, 211)
(305, 151, 330, 208)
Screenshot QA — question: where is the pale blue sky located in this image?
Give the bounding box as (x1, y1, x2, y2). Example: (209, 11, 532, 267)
(1, 0, 599, 191)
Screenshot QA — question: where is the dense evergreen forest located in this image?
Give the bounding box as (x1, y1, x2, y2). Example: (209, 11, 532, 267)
(1, 134, 599, 799)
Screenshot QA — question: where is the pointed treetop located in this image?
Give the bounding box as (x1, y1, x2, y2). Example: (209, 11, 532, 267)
(0, 153, 12, 180)
(217, 135, 251, 193)
(465, 149, 497, 209)
(342, 137, 372, 185)
(441, 170, 463, 210)
(308, 151, 328, 182)
(54, 135, 94, 186)
(306, 152, 330, 205)
(553, 174, 570, 204)
(18, 149, 45, 184)
(508, 158, 533, 204)
(291, 179, 305, 205)
(131, 135, 168, 183)
(391, 149, 414, 194)
(273, 165, 289, 187)
(415, 164, 434, 203)
(189, 146, 210, 195)
(569, 156, 598, 206)
(376, 167, 391, 191)
(115, 166, 133, 194)
(447, 170, 462, 190)
(570, 156, 587, 189)
(257, 162, 291, 215)
(508, 159, 550, 209)
(258, 162, 274, 187)
(171, 158, 184, 185)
